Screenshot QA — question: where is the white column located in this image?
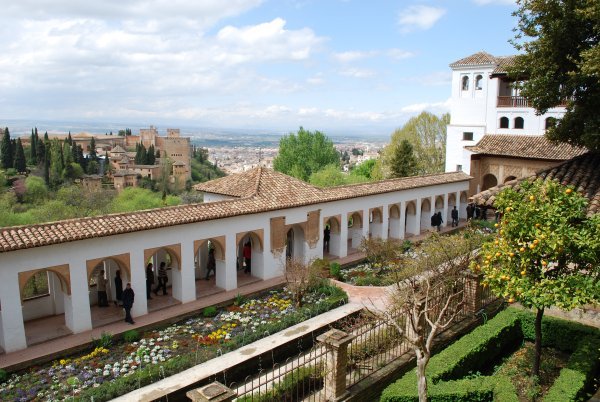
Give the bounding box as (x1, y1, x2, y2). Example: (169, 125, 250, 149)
(130, 248, 148, 318)
(362, 209, 370, 239)
(0, 269, 27, 352)
(456, 191, 463, 221)
(65, 259, 92, 334)
(399, 201, 406, 239)
(443, 193, 449, 228)
(176, 239, 196, 303)
(339, 212, 348, 258)
(222, 233, 238, 291)
(413, 198, 422, 235)
(381, 205, 389, 240)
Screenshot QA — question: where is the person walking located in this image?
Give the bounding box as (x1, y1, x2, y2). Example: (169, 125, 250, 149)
(96, 270, 109, 307)
(205, 248, 216, 280)
(466, 203, 474, 221)
(243, 241, 252, 274)
(436, 211, 443, 232)
(145, 263, 154, 300)
(122, 283, 135, 325)
(114, 269, 123, 307)
(451, 206, 459, 227)
(154, 262, 168, 296)
(431, 213, 437, 230)
(323, 225, 331, 253)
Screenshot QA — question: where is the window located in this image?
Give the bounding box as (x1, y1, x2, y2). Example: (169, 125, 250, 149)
(475, 75, 483, 90)
(499, 117, 509, 128)
(545, 117, 556, 129)
(514, 117, 524, 129)
(461, 76, 469, 91)
(462, 132, 474, 141)
(456, 165, 463, 172)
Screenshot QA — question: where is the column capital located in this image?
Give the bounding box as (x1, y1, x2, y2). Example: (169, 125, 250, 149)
(317, 328, 355, 349)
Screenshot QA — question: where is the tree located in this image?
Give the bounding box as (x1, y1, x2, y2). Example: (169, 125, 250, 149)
(382, 112, 448, 176)
(35, 133, 45, 166)
(510, 0, 600, 150)
(382, 230, 486, 402)
(89, 137, 97, 160)
(388, 139, 418, 178)
(29, 128, 37, 165)
(49, 139, 64, 188)
(284, 257, 321, 307)
(273, 127, 340, 181)
(1, 127, 13, 169)
(14, 138, 27, 173)
(350, 158, 383, 181)
(476, 179, 600, 377)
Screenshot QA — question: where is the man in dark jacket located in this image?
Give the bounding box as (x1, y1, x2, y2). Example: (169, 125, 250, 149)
(122, 283, 135, 324)
(146, 263, 154, 300)
(451, 206, 459, 227)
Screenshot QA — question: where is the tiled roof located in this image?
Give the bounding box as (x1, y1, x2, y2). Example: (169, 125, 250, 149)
(472, 152, 600, 216)
(0, 168, 470, 253)
(491, 55, 518, 75)
(111, 145, 126, 153)
(450, 51, 498, 67)
(465, 135, 587, 160)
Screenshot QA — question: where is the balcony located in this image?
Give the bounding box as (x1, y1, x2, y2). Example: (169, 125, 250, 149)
(497, 96, 529, 107)
(497, 96, 569, 108)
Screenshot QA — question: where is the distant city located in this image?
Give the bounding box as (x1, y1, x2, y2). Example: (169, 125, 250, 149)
(0, 119, 390, 174)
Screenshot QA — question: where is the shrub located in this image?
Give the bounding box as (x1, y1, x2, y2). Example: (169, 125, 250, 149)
(123, 329, 140, 343)
(202, 306, 218, 317)
(92, 331, 113, 349)
(0, 369, 7, 383)
(329, 262, 341, 279)
(401, 239, 412, 253)
(237, 364, 324, 402)
(234, 293, 247, 306)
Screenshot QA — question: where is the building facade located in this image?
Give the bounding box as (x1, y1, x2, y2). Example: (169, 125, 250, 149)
(0, 168, 469, 353)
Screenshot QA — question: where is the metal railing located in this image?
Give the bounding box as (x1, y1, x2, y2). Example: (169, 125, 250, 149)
(497, 96, 529, 108)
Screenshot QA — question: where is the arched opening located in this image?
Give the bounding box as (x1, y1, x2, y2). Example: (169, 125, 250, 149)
(286, 225, 305, 262)
(237, 231, 264, 280)
(447, 193, 457, 225)
(545, 117, 556, 130)
(347, 212, 363, 252)
(504, 175, 517, 183)
(461, 76, 469, 91)
(388, 204, 402, 239)
(475, 74, 483, 90)
(499, 116, 509, 129)
(195, 238, 226, 297)
(482, 173, 498, 191)
(369, 207, 383, 239)
(459, 192, 468, 222)
(88, 258, 132, 325)
(143, 247, 181, 307)
(514, 117, 524, 129)
(19, 268, 71, 345)
(420, 198, 432, 233)
(323, 216, 342, 257)
(405, 201, 417, 237)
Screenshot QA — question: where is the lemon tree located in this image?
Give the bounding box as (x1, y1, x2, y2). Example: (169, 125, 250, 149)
(475, 179, 600, 377)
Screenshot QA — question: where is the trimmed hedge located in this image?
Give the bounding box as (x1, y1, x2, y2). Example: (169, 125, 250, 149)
(381, 308, 600, 402)
(543, 336, 600, 401)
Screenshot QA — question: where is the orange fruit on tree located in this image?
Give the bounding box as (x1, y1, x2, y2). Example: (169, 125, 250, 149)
(566, 188, 572, 194)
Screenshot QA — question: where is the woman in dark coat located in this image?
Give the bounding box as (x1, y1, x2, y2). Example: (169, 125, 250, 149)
(114, 270, 123, 306)
(122, 283, 135, 324)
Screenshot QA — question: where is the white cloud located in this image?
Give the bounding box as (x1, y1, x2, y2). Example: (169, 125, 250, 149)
(400, 98, 451, 114)
(387, 48, 415, 60)
(339, 68, 375, 78)
(409, 71, 452, 86)
(306, 73, 325, 85)
(332, 50, 375, 63)
(398, 5, 446, 32)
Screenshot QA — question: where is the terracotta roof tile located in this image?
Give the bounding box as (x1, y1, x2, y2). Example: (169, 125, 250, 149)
(465, 135, 587, 160)
(491, 55, 518, 75)
(472, 152, 600, 216)
(0, 168, 470, 253)
(450, 51, 498, 67)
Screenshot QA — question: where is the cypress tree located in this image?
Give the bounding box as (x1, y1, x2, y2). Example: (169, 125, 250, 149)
(89, 137, 97, 160)
(63, 142, 75, 181)
(0, 127, 12, 169)
(49, 139, 64, 188)
(36, 137, 46, 166)
(30, 128, 37, 164)
(14, 138, 26, 173)
(156, 149, 161, 162)
(44, 131, 49, 141)
(140, 145, 147, 165)
(43, 142, 50, 185)
(147, 145, 155, 165)
(67, 131, 72, 145)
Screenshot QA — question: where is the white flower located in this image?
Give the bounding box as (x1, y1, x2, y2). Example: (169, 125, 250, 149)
(103, 370, 110, 376)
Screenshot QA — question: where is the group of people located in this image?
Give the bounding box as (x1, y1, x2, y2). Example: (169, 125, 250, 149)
(95, 269, 135, 325)
(145, 262, 169, 299)
(430, 206, 461, 231)
(466, 203, 488, 221)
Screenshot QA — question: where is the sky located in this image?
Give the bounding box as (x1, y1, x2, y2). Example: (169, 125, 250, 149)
(0, 0, 518, 136)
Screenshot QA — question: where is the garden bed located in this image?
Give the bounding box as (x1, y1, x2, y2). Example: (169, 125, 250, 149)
(0, 284, 347, 401)
(381, 308, 600, 401)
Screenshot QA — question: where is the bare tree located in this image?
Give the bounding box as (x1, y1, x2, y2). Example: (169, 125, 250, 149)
(379, 230, 486, 402)
(284, 257, 321, 307)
